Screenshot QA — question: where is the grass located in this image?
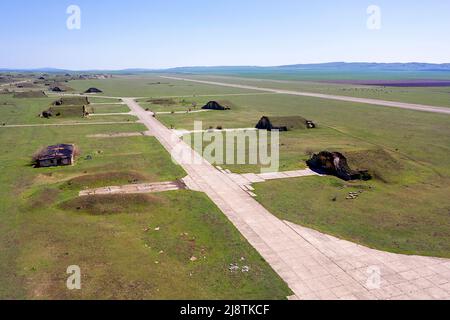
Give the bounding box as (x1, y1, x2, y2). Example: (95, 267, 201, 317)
(9, 188, 291, 299)
(67, 75, 263, 97)
(0, 95, 136, 124)
(153, 84, 450, 258)
(91, 104, 130, 114)
(253, 174, 450, 258)
(184, 74, 450, 108)
(0, 85, 291, 299)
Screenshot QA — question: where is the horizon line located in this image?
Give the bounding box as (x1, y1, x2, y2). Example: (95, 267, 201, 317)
(2, 61, 450, 72)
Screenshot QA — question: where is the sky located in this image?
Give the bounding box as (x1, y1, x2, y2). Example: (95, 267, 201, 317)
(0, 0, 449, 70)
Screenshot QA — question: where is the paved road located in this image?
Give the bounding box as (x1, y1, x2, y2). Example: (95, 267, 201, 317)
(161, 76, 450, 115)
(123, 98, 450, 300)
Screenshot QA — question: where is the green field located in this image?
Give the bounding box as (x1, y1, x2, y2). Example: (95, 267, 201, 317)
(181, 74, 450, 108)
(156, 84, 450, 257)
(67, 75, 262, 97)
(2, 73, 450, 299)
(0, 84, 291, 299)
(90, 104, 130, 114)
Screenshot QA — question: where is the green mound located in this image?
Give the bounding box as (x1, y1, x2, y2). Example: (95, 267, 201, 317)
(50, 83, 74, 92)
(53, 96, 90, 106)
(13, 91, 47, 98)
(47, 105, 87, 117)
(62, 171, 152, 190)
(345, 148, 403, 183)
(59, 194, 164, 215)
(256, 115, 310, 131)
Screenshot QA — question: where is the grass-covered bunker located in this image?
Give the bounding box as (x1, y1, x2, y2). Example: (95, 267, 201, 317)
(202, 101, 231, 110)
(255, 116, 316, 131)
(84, 87, 103, 93)
(41, 97, 92, 118)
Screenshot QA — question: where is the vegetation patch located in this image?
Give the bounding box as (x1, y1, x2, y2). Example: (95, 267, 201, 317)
(13, 91, 47, 99)
(52, 96, 90, 106)
(59, 194, 164, 215)
(27, 188, 60, 210)
(61, 171, 153, 190)
(345, 148, 404, 183)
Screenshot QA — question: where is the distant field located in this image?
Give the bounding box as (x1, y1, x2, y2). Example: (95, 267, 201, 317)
(156, 88, 450, 257)
(91, 104, 130, 114)
(67, 75, 262, 97)
(182, 74, 450, 108)
(194, 70, 450, 81)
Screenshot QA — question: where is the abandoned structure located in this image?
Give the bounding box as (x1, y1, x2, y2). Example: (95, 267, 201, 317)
(34, 144, 76, 168)
(307, 151, 372, 181)
(40, 97, 91, 118)
(255, 116, 316, 131)
(202, 101, 231, 110)
(84, 87, 103, 93)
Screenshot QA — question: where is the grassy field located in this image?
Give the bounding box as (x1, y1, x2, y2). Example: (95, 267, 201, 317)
(67, 75, 262, 98)
(182, 74, 450, 108)
(155, 87, 450, 258)
(0, 82, 291, 299)
(90, 104, 130, 114)
(0, 95, 136, 125)
(2, 73, 450, 298)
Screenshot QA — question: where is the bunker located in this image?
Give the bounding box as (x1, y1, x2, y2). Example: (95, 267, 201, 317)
(202, 101, 231, 110)
(255, 116, 316, 131)
(84, 87, 103, 94)
(33, 144, 76, 168)
(307, 151, 372, 181)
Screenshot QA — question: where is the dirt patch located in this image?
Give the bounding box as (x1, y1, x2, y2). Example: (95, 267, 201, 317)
(59, 194, 163, 215)
(52, 96, 90, 106)
(61, 172, 152, 190)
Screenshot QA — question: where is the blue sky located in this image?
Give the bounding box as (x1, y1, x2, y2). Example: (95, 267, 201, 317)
(1, 0, 449, 69)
